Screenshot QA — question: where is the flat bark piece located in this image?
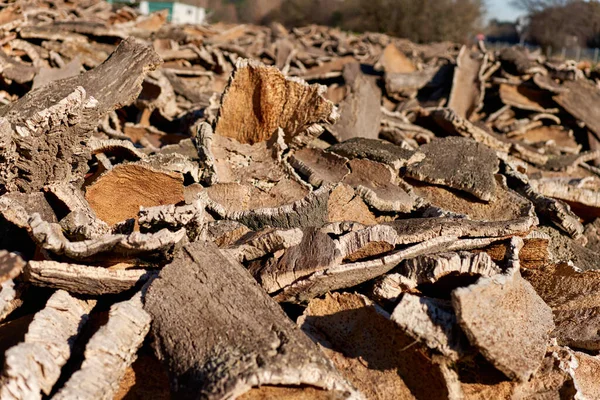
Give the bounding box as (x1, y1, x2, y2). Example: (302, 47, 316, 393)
(29, 214, 186, 262)
(206, 184, 330, 230)
(385, 68, 438, 97)
(214, 58, 338, 144)
(391, 294, 469, 360)
(144, 241, 358, 399)
(0, 50, 36, 84)
(523, 262, 600, 350)
(0, 290, 95, 399)
(554, 79, 600, 138)
(205, 220, 252, 248)
(300, 56, 356, 80)
(539, 225, 600, 271)
(0, 280, 21, 323)
(429, 108, 511, 152)
(405, 137, 499, 202)
(499, 83, 559, 113)
(0, 37, 161, 193)
(0, 251, 25, 285)
(53, 292, 151, 400)
(32, 57, 82, 89)
(253, 227, 338, 294)
(289, 147, 350, 187)
(376, 44, 416, 74)
(298, 292, 457, 400)
(533, 73, 568, 94)
(448, 46, 485, 119)
(25, 260, 153, 296)
(327, 184, 377, 226)
(410, 177, 535, 222)
(512, 125, 579, 153)
(327, 138, 421, 170)
(583, 218, 600, 252)
(85, 163, 184, 226)
(225, 227, 304, 263)
(568, 351, 600, 399)
(400, 251, 501, 291)
(529, 176, 600, 219)
(275, 235, 461, 303)
(498, 48, 545, 75)
(452, 239, 555, 381)
(329, 63, 381, 142)
(342, 159, 416, 213)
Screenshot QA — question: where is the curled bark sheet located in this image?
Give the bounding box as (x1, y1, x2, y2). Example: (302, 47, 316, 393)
(0, 290, 95, 399)
(53, 292, 151, 400)
(214, 58, 338, 145)
(29, 213, 186, 262)
(144, 240, 360, 399)
(452, 238, 555, 381)
(25, 260, 154, 295)
(0, 37, 161, 193)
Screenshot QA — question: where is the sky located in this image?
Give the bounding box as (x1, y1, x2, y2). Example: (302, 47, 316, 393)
(486, 0, 525, 22)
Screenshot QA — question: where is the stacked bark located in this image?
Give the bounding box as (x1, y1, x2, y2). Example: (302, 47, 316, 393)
(0, 1, 600, 399)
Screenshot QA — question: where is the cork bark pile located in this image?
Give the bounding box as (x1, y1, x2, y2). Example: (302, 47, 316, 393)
(0, 1, 600, 399)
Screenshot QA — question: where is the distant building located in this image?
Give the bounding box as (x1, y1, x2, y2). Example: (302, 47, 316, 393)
(139, 0, 206, 25)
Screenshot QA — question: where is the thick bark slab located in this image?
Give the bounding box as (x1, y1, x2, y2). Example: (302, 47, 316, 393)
(214, 58, 338, 144)
(0, 290, 95, 399)
(54, 292, 151, 400)
(405, 137, 498, 202)
(385, 69, 438, 98)
(498, 48, 544, 75)
(448, 46, 485, 119)
(329, 63, 381, 142)
(452, 238, 555, 381)
(290, 147, 350, 188)
(0, 37, 161, 192)
(327, 138, 422, 171)
(499, 83, 558, 113)
(25, 260, 153, 295)
(554, 79, 600, 139)
(376, 44, 416, 74)
(529, 176, 600, 219)
(144, 241, 359, 399)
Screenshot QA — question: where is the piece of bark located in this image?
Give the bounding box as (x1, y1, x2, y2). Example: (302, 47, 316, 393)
(205, 220, 252, 248)
(290, 147, 350, 187)
(53, 292, 151, 400)
(329, 63, 381, 142)
(428, 108, 511, 152)
(385, 68, 438, 97)
(214, 58, 338, 144)
(0, 280, 21, 323)
(532, 73, 568, 94)
(25, 260, 153, 295)
(343, 159, 417, 213)
(31, 57, 82, 89)
(529, 176, 600, 219)
(0, 37, 161, 193)
(539, 225, 600, 271)
(0, 251, 24, 285)
(29, 213, 186, 262)
(144, 241, 359, 399)
(554, 79, 600, 139)
(0, 50, 36, 84)
(448, 46, 485, 119)
(206, 184, 330, 230)
(523, 262, 600, 351)
(85, 163, 185, 226)
(405, 137, 499, 202)
(498, 48, 545, 75)
(327, 138, 422, 170)
(499, 83, 559, 113)
(564, 350, 600, 399)
(391, 294, 469, 360)
(300, 56, 357, 80)
(326, 184, 377, 226)
(299, 292, 460, 400)
(224, 227, 304, 263)
(193, 122, 218, 186)
(503, 163, 584, 239)
(0, 290, 95, 399)
(583, 218, 600, 252)
(452, 238, 555, 381)
(375, 44, 416, 74)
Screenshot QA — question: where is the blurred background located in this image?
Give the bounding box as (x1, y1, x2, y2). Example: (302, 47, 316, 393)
(111, 0, 600, 63)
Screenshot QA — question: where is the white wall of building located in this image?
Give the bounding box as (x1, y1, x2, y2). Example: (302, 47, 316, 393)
(172, 2, 206, 25)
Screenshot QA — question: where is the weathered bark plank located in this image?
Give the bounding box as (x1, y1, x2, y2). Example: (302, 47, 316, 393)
(0, 290, 95, 399)
(144, 241, 359, 399)
(53, 292, 151, 400)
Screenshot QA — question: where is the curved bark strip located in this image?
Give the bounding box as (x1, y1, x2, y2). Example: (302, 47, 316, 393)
(25, 260, 153, 295)
(53, 292, 151, 400)
(144, 241, 361, 400)
(0, 290, 95, 399)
